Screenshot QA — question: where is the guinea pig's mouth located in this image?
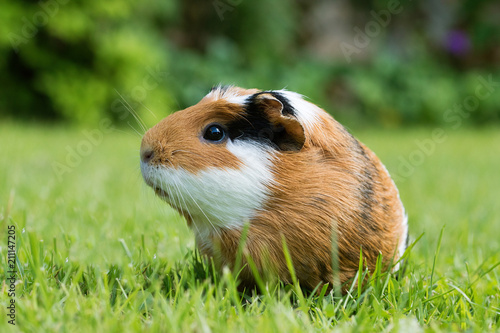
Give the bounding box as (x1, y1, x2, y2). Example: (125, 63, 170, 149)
(141, 163, 171, 200)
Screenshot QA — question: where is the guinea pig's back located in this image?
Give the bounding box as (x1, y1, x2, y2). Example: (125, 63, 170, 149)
(248, 118, 407, 289)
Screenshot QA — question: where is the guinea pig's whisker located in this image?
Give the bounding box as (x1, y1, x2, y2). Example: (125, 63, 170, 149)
(165, 162, 196, 219)
(184, 185, 221, 238)
(175, 175, 221, 238)
(123, 104, 147, 134)
(161, 178, 190, 230)
(137, 101, 158, 121)
(160, 175, 178, 209)
(167, 166, 203, 237)
(112, 127, 143, 139)
(126, 122, 144, 139)
(114, 89, 147, 134)
(163, 166, 183, 210)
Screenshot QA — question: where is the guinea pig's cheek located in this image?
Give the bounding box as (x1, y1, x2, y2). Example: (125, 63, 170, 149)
(175, 141, 276, 229)
(142, 139, 277, 231)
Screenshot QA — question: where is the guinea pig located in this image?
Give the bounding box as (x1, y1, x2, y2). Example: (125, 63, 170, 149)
(140, 85, 408, 292)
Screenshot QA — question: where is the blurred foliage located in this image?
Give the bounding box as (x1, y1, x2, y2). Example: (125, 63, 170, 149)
(0, 0, 177, 126)
(0, 0, 499, 127)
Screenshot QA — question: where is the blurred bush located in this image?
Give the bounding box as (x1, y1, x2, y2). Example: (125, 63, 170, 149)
(0, 0, 177, 126)
(0, 0, 499, 127)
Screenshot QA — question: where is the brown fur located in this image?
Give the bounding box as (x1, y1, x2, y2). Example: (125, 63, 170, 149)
(141, 86, 406, 292)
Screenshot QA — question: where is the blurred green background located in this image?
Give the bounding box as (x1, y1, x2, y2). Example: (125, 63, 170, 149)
(1, 2, 500, 330)
(1, 0, 499, 128)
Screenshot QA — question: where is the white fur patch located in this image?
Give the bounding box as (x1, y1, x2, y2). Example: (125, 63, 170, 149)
(379, 163, 408, 271)
(398, 213, 409, 256)
(204, 85, 248, 105)
(141, 140, 274, 239)
(225, 94, 251, 105)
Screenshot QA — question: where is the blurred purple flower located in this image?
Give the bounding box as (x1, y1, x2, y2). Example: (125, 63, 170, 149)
(446, 30, 471, 55)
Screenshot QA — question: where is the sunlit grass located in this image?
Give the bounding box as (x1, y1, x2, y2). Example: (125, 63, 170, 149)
(1, 122, 499, 332)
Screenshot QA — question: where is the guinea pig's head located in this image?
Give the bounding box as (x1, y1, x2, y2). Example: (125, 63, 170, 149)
(140, 85, 323, 231)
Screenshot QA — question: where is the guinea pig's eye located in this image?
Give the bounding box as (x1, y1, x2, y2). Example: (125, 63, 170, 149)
(203, 124, 226, 143)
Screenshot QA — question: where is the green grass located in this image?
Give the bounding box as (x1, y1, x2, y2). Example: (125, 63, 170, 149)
(1, 122, 499, 332)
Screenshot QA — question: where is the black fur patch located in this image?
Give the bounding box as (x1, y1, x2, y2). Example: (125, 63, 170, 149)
(226, 91, 298, 150)
(358, 166, 379, 232)
(266, 91, 297, 117)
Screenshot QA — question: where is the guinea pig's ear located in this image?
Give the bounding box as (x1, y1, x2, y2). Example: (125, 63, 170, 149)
(254, 93, 306, 151)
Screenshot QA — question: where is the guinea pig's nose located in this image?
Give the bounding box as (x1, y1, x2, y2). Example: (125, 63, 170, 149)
(140, 146, 154, 163)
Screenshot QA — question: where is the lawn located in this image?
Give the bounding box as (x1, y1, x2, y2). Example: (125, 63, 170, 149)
(1, 122, 499, 332)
